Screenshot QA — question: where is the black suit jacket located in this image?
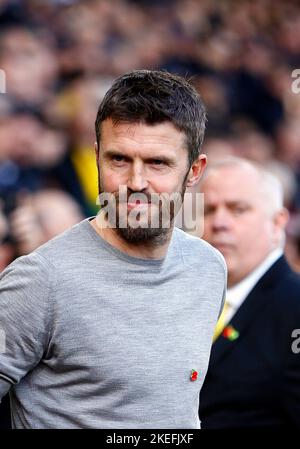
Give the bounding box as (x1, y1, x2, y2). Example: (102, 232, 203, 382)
(199, 256, 300, 429)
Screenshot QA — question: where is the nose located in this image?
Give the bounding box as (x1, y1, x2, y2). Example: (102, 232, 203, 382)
(210, 207, 232, 233)
(127, 161, 148, 192)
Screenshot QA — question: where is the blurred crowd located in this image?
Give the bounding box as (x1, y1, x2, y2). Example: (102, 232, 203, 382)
(0, 0, 300, 271)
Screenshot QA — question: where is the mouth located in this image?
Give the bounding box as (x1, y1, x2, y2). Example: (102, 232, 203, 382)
(213, 242, 234, 252)
(126, 200, 150, 210)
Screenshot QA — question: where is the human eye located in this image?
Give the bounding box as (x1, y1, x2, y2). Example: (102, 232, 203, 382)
(232, 204, 249, 215)
(148, 159, 168, 168)
(113, 155, 124, 161)
(153, 159, 164, 165)
(204, 205, 215, 216)
(112, 154, 127, 165)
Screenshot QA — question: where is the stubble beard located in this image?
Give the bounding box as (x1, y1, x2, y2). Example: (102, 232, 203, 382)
(98, 184, 187, 247)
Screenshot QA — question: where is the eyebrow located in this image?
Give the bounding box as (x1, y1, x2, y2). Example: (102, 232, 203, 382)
(103, 149, 176, 165)
(226, 201, 252, 207)
(205, 200, 252, 209)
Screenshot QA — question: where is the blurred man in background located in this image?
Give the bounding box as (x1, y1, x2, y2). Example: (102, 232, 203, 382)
(199, 157, 300, 429)
(9, 189, 83, 255)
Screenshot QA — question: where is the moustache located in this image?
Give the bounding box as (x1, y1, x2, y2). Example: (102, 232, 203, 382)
(114, 191, 162, 205)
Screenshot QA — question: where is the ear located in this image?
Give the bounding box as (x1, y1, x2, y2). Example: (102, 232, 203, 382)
(273, 207, 290, 243)
(186, 154, 207, 188)
(274, 207, 289, 228)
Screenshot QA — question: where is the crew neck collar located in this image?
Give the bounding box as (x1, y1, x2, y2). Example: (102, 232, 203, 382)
(82, 216, 176, 267)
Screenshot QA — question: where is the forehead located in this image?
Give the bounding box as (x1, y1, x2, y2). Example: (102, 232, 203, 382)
(100, 119, 186, 152)
(202, 166, 262, 203)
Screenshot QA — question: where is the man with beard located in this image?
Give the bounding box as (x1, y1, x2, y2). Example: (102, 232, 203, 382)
(0, 70, 226, 429)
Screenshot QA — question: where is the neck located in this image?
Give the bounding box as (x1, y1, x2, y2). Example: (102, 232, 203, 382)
(228, 247, 283, 288)
(90, 216, 173, 260)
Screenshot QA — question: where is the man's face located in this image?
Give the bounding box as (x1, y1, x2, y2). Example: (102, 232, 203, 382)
(96, 119, 199, 244)
(201, 166, 284, 287)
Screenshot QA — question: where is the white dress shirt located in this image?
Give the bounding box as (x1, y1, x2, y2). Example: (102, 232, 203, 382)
(224, 248, 283, 325)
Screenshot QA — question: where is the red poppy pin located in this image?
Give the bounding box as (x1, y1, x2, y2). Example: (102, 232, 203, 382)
(222, 325, 239, 341)
(190, 369, 198, 381)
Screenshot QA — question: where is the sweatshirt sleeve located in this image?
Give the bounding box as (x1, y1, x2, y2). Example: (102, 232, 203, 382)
(0, 378, 10, 402)
(0, 252, 53, 399)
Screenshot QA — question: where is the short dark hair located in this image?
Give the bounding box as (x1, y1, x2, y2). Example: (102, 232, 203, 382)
(95, 70, 206, 166)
